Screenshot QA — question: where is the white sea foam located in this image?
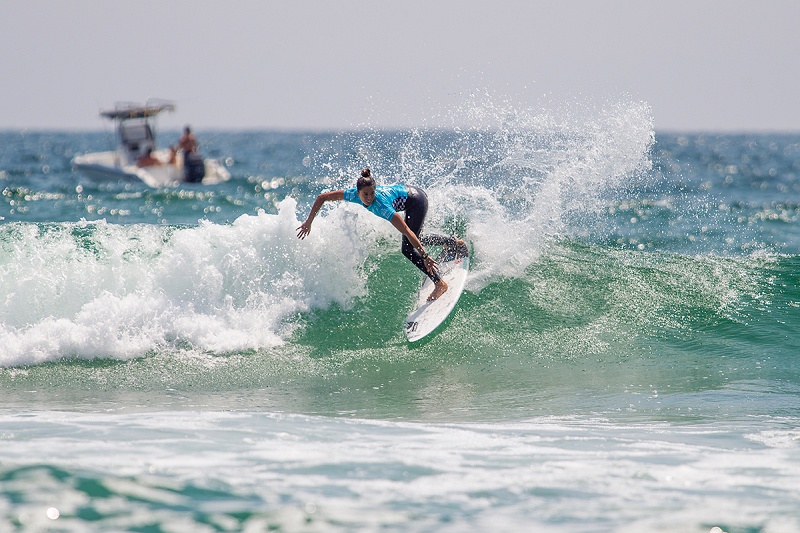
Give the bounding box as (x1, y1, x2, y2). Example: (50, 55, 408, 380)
(0, 199, 371, 366)
(4, 411, 799, 532)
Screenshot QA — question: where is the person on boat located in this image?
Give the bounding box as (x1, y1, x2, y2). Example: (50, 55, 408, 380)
(296, 168, 464, 301)
(177, 125, 205, 183)
(136, 147, 161, 167)
(178, 126, 198, 154)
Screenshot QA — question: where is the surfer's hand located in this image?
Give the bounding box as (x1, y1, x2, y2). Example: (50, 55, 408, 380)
(423, 255, 439, 275)
(296, 221, 312, 239)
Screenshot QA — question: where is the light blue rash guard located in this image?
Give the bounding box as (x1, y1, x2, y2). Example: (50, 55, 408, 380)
(343, 183, 409, 221)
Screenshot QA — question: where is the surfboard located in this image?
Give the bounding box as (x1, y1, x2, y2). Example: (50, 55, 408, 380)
(405, 244, 470, 342)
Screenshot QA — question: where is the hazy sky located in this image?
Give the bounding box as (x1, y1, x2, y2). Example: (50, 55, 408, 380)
(2, 0, 799, 132)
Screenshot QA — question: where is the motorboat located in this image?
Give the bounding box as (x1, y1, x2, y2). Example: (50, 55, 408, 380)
(72, 99, 231, 187)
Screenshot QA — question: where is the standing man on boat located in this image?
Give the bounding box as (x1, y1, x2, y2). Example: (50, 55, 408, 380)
(177, 125, 205, 183)
(178, 126, 198, 155)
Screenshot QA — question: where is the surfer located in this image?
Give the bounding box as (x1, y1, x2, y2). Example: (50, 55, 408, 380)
(297, 168, 463, 301)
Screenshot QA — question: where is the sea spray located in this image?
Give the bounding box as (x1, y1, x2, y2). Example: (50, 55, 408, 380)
(302, 97, 654, 290)
(413, 98, 655, 288)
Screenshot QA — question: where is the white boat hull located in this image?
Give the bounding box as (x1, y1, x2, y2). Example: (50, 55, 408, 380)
(73, 149, 230, 188)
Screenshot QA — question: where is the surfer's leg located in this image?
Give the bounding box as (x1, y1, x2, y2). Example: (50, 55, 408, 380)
(419, 233, 451, 246)
(403, 187, 462, 250)
(403, 186, 428, 238)
(420, 233, 468, 260)
(402, 187, 442, 284)
(401, 234, 441, 284)
(403, 232, 448, 300)
(418, 232, 463, 300)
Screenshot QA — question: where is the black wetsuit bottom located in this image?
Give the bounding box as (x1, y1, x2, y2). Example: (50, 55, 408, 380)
(402, 186, 457, 283)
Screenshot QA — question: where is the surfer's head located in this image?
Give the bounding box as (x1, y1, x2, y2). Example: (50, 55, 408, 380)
(357, 168, 374, 190)
(357, 168, 376, 206)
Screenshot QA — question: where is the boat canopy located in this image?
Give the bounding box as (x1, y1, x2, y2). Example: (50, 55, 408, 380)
(100, 100, 176, 121)
(96, 100, 175, 162)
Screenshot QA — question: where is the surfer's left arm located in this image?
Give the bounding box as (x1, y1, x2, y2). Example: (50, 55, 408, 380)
(390, 214, 438, 275)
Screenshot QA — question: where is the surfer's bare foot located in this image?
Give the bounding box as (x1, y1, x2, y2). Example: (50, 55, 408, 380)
(427, 280, 448, 301)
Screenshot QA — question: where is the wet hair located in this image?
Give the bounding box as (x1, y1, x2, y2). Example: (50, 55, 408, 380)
(356, 168, 375, 191)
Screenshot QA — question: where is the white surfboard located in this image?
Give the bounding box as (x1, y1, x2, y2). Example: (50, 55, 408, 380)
(405, 246, 470, 342)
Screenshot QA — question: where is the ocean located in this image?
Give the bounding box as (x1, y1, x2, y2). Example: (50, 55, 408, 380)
(2, 99, 800, 532)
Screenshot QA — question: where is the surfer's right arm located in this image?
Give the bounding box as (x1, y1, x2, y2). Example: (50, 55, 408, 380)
(296, 190, 344, 239)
